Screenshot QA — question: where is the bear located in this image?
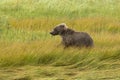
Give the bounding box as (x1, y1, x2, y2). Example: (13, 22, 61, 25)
(50, 23, 94, 48)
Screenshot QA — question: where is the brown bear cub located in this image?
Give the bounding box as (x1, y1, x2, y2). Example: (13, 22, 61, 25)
(50, 23, 94, 48)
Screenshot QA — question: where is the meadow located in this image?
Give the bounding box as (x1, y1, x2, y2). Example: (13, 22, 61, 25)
(0, 0, 120, 80)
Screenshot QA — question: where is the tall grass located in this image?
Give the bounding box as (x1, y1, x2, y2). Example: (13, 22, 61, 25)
(0, 18, 120, 67)
(0, 0, 120, 68)
(0, 0, 120, 18)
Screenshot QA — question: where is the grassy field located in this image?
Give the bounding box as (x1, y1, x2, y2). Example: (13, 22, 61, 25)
(0, 0, 120, 80)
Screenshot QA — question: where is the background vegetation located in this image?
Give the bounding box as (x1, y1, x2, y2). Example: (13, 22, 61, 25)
(0, 0, 120, 80)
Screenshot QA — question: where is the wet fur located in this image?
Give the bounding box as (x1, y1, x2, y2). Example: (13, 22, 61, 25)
(50, 23, 94, 48)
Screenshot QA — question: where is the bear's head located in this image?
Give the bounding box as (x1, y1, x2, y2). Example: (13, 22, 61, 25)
(50, 23, 68, 36)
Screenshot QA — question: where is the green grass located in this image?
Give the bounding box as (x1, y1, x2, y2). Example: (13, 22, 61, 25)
(0, 0, 120, 80)
(0, 0, 120, 18)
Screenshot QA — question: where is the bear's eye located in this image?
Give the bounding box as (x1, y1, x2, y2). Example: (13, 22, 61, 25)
(54, 28, 58, 31)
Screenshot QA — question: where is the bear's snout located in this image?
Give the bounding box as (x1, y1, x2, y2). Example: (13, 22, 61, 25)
(50, 31, 57, 35)
(50, 31, 53, 34)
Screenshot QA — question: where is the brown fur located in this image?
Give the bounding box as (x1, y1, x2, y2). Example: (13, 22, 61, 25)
(50, 23, 94, 48)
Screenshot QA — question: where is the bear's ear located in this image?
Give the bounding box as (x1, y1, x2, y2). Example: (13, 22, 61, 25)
(60, 23, 66, 26)
(60, 23, 68, 28)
